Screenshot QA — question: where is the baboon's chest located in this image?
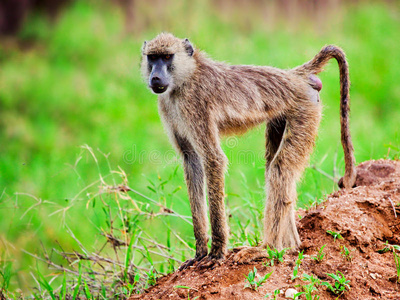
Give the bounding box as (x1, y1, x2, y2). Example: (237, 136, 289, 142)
(158, 95, 188, 136)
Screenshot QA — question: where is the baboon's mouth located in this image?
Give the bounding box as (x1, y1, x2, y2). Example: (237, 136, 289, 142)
(151, 85, 169, 94)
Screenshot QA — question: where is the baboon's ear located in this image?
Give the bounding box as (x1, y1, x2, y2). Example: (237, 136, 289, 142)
(183, 38, 194, 56)
(141, 41, 147, 54)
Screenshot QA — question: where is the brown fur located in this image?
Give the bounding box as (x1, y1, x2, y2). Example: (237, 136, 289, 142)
(141, 33, 356, 266)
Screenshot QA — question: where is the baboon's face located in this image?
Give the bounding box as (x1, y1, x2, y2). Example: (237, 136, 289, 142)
(146, 54, 174, 94)
(141, 33, 196, 95)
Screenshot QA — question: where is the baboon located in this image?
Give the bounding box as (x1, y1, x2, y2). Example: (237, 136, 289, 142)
(141, 33, 356, 268)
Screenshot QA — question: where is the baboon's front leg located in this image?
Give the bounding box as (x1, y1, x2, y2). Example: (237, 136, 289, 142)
(174, 134, 209, 270)
(204, 149, 229, 260)
(192, 131, 229, 266)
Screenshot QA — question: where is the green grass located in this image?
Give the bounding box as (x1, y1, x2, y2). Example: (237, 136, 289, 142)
(0, 0, 400, 297)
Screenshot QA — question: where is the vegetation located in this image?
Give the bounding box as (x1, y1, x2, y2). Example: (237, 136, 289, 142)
(244, 267, 273, 291)
(394, 249, 400, 283)
(0, 0, 399, 298)
(264, 246, 288, 267)
(377, 242, 400, 283)
(326, 230, 343, 241)
(300, 274, 323, 300)
(265, 288, 281, 299)
(321, 271, 351, 296)
(299, 284, 319, 300)
(291, 251, 304, 280)
(1, 148, 190, 298)
(311, 245, 326, 263)
(174, 286, 200, 300)
(340, 245, 353, 262)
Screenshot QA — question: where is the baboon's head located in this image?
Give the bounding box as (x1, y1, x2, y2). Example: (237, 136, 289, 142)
(141, 33, 196, 94)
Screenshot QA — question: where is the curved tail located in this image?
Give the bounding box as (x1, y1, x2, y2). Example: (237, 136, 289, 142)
(294, 45, 357, 188)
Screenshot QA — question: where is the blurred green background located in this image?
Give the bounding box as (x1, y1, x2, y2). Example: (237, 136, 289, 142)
(0, 0, 399, 295)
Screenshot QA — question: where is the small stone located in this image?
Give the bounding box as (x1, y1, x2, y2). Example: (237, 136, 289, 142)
(285, 288, 298, 299)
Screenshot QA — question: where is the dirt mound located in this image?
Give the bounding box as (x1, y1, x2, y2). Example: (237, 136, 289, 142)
(131, 160, 400, 299)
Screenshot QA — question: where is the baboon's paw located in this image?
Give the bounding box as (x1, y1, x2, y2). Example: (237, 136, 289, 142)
(196, 254, 224, 270)
(232, 246, 268, 264)
(178, 254, 207, 271)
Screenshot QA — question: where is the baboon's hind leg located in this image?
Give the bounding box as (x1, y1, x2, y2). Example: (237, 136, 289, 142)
(234, 104, 321, 264)
(262, 105, 321, 250)
(233, 117, 288, 264)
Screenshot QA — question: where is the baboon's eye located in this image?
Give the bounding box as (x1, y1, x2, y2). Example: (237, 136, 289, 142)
(148, 55, 156, 61)
(164, 54, 172, 60)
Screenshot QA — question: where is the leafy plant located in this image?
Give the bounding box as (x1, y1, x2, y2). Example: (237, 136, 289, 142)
(288, 291, 304, 300)
(300, 273, 322, 300)
(302, 273, 321, 286)
(340, 245, 353, 261)
(264, 246, 288, 266)
(265, 289, 280, 299)
(291, 251, 304, 280)
(244, 267, 273, 291)
(300, 284, 319, 300)
(377, 242, 400, 282)
(394, 250, 400, 283)
(321, 271, 350, 295)
(326, 230, 343, 241)
(174, 286, 199, 300)
(377, 240, 391, 254)
(311, 245, 326, 263)
(145, 267, 158, 288)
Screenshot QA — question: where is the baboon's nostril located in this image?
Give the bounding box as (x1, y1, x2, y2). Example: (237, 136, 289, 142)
(151, 76, 161, 85)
